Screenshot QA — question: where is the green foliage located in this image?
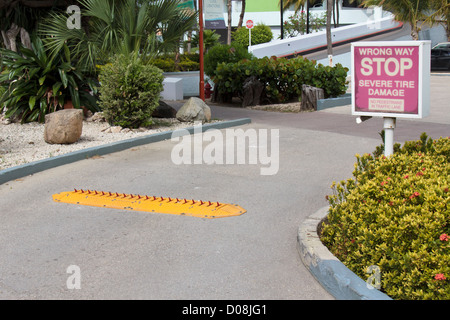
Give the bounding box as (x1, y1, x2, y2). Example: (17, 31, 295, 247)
(98, 53, 163, 128)
(282, 11, 326, 38)
(203, 44, 254, 77)
(39, 0, 198, 74)
(190, 30, 221, 53)
(150, 53, 200, 72)
(232, 24, 273, 47)
(321, 134, 450, 300)
(0, 35, 98, 123)
(213, 56, 348, 104)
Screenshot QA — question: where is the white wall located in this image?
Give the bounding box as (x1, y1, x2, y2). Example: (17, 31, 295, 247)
(250, 14, 400, 58)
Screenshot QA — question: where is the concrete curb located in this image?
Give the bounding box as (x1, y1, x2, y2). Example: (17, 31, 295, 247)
(0, 118, 251, 185)
(297, 206, 392, 300)
(317, 94, 351, 111)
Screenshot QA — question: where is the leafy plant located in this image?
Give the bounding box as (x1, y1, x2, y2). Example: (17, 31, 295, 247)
(39, 0, 198, 74)
(151, 53, 200, 72)
(282, 11, 326, 38)
(203, 43, 254, 77)
(190, 29, 221, 53)
(232, 23, 273, 48)
(0, 35, 98, 123)
(321, 134, 450, 300)
(98, 52, 163, 128)
(213, 55, 348, 104)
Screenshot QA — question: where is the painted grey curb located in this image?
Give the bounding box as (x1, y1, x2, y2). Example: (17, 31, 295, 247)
(317, 93, 351, 111)
(0, 118, 251, 185)
(297, 206, 392, 300)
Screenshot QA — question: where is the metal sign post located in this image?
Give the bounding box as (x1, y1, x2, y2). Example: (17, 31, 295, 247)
(351, 41, 431, 157)
(246, 19, 254, 53)
(199, 0, 205, 101)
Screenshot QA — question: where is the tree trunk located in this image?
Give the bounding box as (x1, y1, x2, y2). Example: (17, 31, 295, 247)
(1, 30, 10, 50)
(5, 23, 20, 52)
(326, 0, 333, 66)
(301, 85, 324, 111)
(186, 30, 192, 53)
(238, 0, 246, 28)
(227, 0, 232, 45)
(410, 21, 419, 40)
(20, 27, 32, 49)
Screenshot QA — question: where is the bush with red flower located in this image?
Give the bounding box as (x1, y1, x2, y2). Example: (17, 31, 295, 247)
(321, 133, 450, 300)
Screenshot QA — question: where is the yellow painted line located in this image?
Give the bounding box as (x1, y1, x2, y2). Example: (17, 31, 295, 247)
(52, 189, 246, 219)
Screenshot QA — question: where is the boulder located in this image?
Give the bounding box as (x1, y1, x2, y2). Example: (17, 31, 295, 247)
(242, 76, 264, 107)
(176, 97, 211, 123)
(152, 101, 177, 118)
(44, 109, 83, 144)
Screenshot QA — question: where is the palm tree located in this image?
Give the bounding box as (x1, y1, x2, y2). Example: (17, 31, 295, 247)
(361, 0, 430, 40)
(39, 0, 198, 73)
(426, 0, 450, 40)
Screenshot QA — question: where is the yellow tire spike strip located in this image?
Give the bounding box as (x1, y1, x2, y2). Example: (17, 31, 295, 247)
(52, 189, 246, 219)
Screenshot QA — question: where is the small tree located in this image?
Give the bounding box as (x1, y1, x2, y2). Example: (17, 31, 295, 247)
(98, 52, 163, 128)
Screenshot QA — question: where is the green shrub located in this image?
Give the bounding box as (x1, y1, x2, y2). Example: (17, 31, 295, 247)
(282, 11, 326, 38)
(150, 53, 200, 72)
(203, 43, 253, 77)
(232, 24, 273, 47)
(151, 57, 177, 72)
(213, 56, 348, 104)
(0, 36, 98, 123)
(321, 134, 450, 300)
(191, 29, 221, 53)
(98, 53, 163, 128)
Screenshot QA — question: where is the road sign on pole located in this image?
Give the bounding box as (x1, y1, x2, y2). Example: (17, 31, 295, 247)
(246, 20, 254, 53)
(351, 41, 431, 156)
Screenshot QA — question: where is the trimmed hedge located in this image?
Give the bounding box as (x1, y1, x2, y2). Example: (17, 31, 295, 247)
(213, 55, 348, 104)
(150, 53, 200, 72)
(321, 134, 450, 300)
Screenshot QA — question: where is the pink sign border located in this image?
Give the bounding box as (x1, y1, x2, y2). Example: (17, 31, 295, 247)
(351, 41, 430, 119)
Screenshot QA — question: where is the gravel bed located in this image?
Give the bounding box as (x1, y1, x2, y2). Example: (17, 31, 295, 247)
(0, 118, 200, 171)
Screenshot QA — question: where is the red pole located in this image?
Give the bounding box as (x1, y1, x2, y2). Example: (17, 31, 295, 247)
(199, 0, 205, 101)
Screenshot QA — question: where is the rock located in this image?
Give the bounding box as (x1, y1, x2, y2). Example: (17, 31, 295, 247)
(44, 109, 83, 144)
(176, 97, 211, 123)
(242, 76, 264, 107)
(152, 101, 177, 118)
(301, 85, 324, 111)
(1, 111, 12, 125)
(110, 126, 122, 133)
(90, 112, 106, 122)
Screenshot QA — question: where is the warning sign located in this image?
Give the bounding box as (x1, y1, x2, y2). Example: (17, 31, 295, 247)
(351, 41, 430, 119)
